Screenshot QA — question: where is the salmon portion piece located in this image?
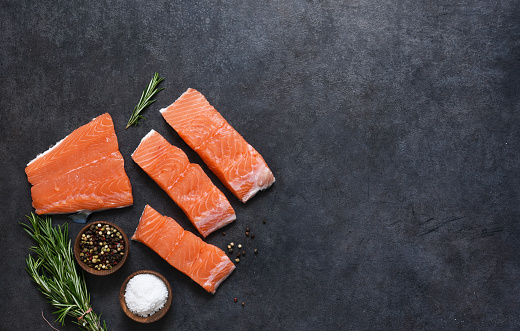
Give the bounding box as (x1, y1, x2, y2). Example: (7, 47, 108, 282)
(160, 88, 275, 203)
(25, 113, 133, 215)
(131, 130, 235, 237)
(132, 205, 235, 294)
(26, 113, 119, 185)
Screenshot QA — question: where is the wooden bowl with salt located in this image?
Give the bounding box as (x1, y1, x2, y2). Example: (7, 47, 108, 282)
(74, 221, 129, 276)
(119, 270, 173, 323)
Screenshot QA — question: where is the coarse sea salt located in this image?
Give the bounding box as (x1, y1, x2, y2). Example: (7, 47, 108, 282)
(125, 273, 169, 317)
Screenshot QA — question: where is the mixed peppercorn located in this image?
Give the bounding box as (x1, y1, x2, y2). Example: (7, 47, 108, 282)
(227, 220, 267, 306)
(79, 223, 125, 270)
(225, 226, 262, 263)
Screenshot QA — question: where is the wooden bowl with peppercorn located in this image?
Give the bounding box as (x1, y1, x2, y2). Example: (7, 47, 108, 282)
(74, 221, 129, 276)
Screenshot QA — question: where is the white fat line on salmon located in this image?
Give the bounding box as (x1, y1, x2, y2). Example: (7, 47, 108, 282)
(158, 89, 191, 116)
(163, 162, 191, 192)
(39, 182, 132, 214)
(31, 151, 122, 185)
(162, 233, 191, 268)
(26, 135, 69, 166)
(194, 199, 234, 219)
(131, 206, 153, 240)
(131, 129, 158, 157)
(227, 161, 275, 203)
(162, 103, 209, 124)
(26, 116, 108, 166)
(194, 209, 236, 237)
(159, 87, 197, 114)
(204, 256, 236, 294)
(197, 214, 236, 237)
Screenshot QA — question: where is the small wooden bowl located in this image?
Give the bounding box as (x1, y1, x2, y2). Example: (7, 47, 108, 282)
(119, 270, 172, 323)
(74, 221, 129, 276)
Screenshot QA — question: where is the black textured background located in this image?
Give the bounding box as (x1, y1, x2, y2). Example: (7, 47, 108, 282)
(1, 1, 520, 330)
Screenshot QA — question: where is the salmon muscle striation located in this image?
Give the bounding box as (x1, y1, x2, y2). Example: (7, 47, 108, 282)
(131, 205, 235, 294)
(25, 113, 133, 215)
(131, 130, 236, 237)
(160, 88, 275, 203)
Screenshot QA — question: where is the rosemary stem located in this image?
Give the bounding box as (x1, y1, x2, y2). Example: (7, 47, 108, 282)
(126, 72, 165, 129)
(22, 214, 107, 331)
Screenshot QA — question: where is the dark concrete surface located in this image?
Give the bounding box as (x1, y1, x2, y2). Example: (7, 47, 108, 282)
(1, 1, 520, 330)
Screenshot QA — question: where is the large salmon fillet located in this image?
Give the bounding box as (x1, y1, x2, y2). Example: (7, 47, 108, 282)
(132, 130, 236, 237)
(160, 88, 275, 203)
(25, 113, 133, 215)
(132, 205, 235, 294)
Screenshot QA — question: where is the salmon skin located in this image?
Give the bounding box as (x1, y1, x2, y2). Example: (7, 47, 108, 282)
(160, 88, 275, 203)
(25, 113, 133, 218)
(132, 205, 235, 294)
(132, 130, 236, 237)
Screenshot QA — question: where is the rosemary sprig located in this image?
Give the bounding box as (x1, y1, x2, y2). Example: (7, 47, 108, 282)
(126, 72, 165, 129)
(22, 213, 107, 331)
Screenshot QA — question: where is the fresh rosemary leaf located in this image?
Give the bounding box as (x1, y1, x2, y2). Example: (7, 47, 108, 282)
(126, 72, 165, 129)
(22, 214, 107, 331)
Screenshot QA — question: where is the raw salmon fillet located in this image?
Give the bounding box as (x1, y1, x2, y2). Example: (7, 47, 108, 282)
(25, 113, 133, 215)
(132, 205, 235, 294)
(160, 88, 275, 203)
(132, 130, 235, 237)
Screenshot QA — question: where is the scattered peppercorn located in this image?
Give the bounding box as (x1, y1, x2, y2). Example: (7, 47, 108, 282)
(237, 252, 241, 258)
(263, 219, 266, 224)
(242, 250, 246, 256)
(230, 242, 234, 247)
(238, 244, 242, 249)
(246, 227, 250, 232)
(254, 248, 258, 254)
(234, 298, 237, 303)
(79, 224, 125, 270)
(245, 231, 250, 237)
(228, 248, 233, 254)
(222, 232, 226, 236)
(241, 302, 245, 306)
(251, 233, 255, 239)
(235, 258, 240, 263)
